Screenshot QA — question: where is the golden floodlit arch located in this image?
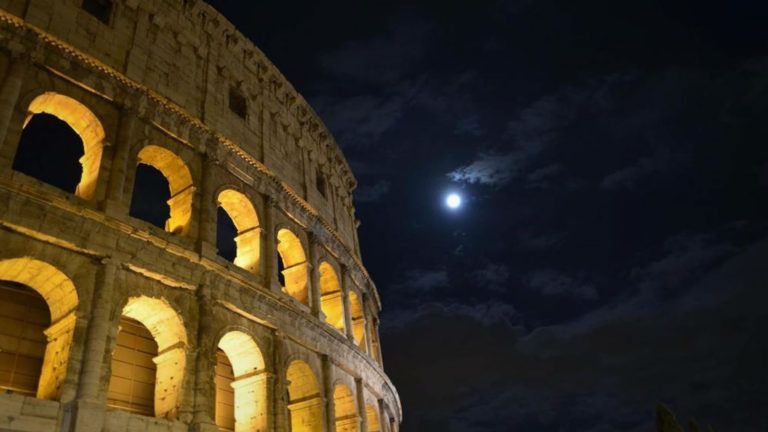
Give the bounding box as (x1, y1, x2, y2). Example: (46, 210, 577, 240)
(318, 262, 345, 334)
(136, 145, 195, 235)
(333, 384, 359, 432)
(286, 360, 323, 432)
(109, 296, 187, 419)
(25, 92, 105, 200)
(0, 257, 79, 400)
(276, 228, 309, 306)
(217, 189, 261, 273)
(366, 404, 381, 432)
(216, 331, 267, 432)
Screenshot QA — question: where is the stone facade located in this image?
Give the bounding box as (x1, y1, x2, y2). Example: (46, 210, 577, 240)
(0, 1, 400, 431)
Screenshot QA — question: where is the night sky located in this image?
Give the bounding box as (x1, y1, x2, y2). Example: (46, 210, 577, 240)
(45, 1, 763, 430)
(201, 1, 768, 430)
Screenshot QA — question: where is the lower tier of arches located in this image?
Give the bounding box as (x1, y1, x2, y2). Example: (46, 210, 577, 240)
(0, 229, 401, 432)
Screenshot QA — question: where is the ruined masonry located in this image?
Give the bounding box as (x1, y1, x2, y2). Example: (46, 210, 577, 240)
(0, 0, 401, 431)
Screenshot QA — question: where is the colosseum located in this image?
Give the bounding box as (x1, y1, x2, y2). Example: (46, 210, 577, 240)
(0, 1, 402, 431)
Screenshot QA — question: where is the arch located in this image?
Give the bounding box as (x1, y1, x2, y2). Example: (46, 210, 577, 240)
(333, 384, 359, 432)
(108, 296, 187, 419)
(21, 92, 105, 200)
(134, 145, 194, 235)
(365, 404, 381, 432)
(318, 262, 345, 334)
(216, 331, 267, 431)
(348, 290, 366, 352)
(217, 190, 261, 273)
(0, 257, 79, 400)
(286, 360, 323, 432)
(276, 228, 309, 305)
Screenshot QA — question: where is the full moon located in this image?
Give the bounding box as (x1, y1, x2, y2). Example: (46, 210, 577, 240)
(446, 193, 462, 209)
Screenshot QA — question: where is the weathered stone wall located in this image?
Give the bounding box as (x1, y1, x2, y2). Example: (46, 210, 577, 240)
(0, 1, 400, 431)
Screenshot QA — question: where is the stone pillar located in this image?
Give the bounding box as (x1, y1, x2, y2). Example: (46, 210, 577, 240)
(197, 152, 218, 256)
(0, 51, 28, 170)
(373, 319, 383, 367)
(307, 232, 322, 319)
(321, 354, 335, 432)
(377, 400, 389, 432)
(264, 197, 281, 294)
(192, 285, 218, 431)
(363, 296, 374, 356)
(340, 265, 354, 343)
(272, 332, 289, 432)
(355, 378, 367, 432)
(103, 108, 139, 216)
(0, 50, 27, 143)
(72, 258, 117, 431)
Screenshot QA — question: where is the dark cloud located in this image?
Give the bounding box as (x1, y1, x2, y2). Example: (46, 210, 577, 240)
(354, 180, 391, 203)
(527, 268, 599, 300)
(390, 268, 450, 293)
(601, 148, 673, 190)
(471, 263, 511, 292)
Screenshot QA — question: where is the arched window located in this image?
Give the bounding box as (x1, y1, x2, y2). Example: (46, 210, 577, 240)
(333, 384, 359, 432)
(215, 331, 267, 432)
(286, 360, 322, 432)
(107, 296, 187, 419)
(318, 262, 345, 334)
(365, 404, 381, 432)
(276, 229, 308, 306)
(129, 145, 194, 235)
(217, 190, 261, 273)
(348, 291, 366, 352)
(0, 258, 79, 400)
(13, 92, 105, 200)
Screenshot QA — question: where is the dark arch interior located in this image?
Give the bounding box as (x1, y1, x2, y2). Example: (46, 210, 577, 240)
(0, 281, 50, 397)
(216, 207, 238, 263)
(129, 164, 171, 230)
(12, 113, 84, 193)
(276, 248, 286, 287)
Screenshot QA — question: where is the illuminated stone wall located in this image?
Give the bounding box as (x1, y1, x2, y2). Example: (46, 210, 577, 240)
(0, 1, 400, 431)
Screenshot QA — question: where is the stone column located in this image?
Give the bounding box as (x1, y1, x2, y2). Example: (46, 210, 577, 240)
(264, 197, 281, 294)
(321, 354, 335, 432)
(272, 332, 289, 432)
(377, 400, 389, 432)
(103, 108, 139, 216)
(0, 50, 28, 170)
(192, 285, 218, 431)
(197, 152, 219, 257)
(307, 232, 322, 319)
(363, 296, 374, 356)
(355, 378, 367, 432)
(72, 258, 117, 431)
(340, 265, 354, 343)
(373, 319, 383, 367)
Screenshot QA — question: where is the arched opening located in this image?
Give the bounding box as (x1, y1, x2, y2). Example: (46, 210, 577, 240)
(129, 145, 194, 235)
(348, 291, 366, 352)
(216, 331, 267, 432)
(333, 384, 359, 432)
(12, 93, 105, 200)
(318, 262, 345, 334)
(217, 190, 261, 273)
(365, 404, 381, 432)
(0, 258, 79, 400)
(129, 164, 171, 229)
(107, 316, 157, 416)
(286, 360, 322, 432)
(276, 229, 308, 306)
(107, 296, 187, 419)
(12, 113, 84, 193)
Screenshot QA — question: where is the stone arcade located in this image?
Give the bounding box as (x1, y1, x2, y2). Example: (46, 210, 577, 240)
(0, 0, 401, 431)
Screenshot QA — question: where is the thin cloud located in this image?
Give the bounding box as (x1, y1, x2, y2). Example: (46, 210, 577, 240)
(354, 180, 391, 203)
